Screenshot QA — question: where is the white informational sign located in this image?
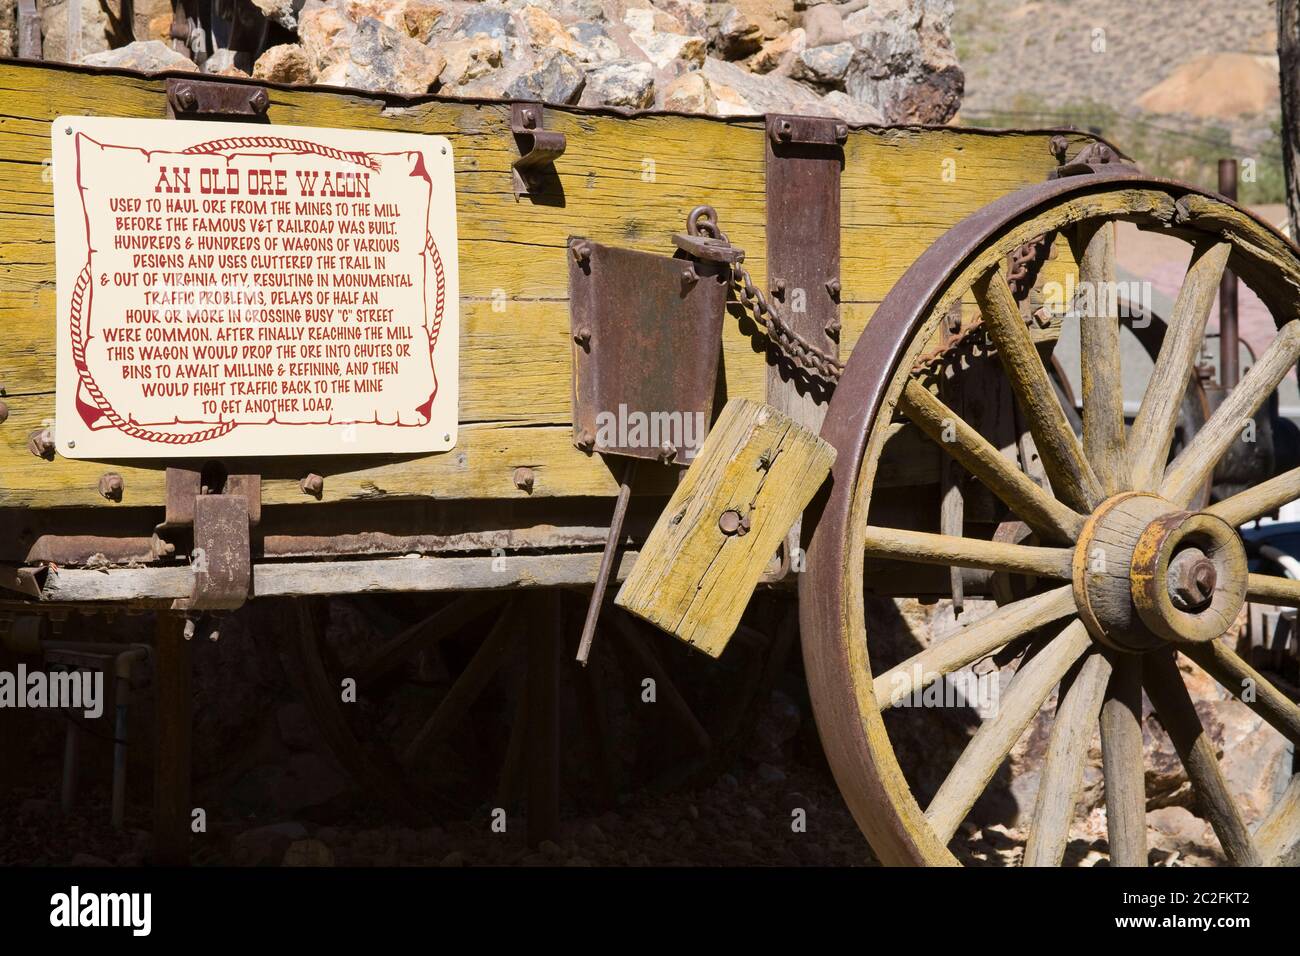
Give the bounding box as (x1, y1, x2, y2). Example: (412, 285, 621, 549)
(52, 116, 459, 458)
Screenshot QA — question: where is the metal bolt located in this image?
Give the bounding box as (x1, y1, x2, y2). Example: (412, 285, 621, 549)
(825, 317, 842, 339)
(681, 266, 698, 288)
(249, 88, 270, 114)
(825, 277, 841, 299)
(775, 119, 793, 142)
(659, 441, 677, 463)
(523, 109, 538, 129)
(27, 427, 54, 460)
(0, 400, 8, 424)
(719, 509, 743, 535)
(98, 472, 124, 501)
(834, 123, 848, 143)
(570, 239, 592, 264)
(1168, 550, 1217, 612)
(300, 473, 324, 498)
(1049, 135, 1069, 162)
(770, 277, 786, 299)
(513, 466, 535, 493)
(573, 326, 592, 347)
(183, 618, 196, 641)
(575, 428, 595, 452)
(174, 85, 198, 111)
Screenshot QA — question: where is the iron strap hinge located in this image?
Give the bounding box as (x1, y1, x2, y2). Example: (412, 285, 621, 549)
(511, 102, 566, 198)
(165, 77, 270, 120)
(156, 466, 261, 611)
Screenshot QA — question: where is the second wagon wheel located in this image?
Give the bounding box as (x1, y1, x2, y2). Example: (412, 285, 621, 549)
(801, 170, 1300, 866)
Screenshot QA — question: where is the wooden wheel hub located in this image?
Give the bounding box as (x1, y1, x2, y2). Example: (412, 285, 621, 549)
(1073, 493, 1247, 652)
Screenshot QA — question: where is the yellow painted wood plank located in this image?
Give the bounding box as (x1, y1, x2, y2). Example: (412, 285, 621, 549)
(616, 398, 835, 656)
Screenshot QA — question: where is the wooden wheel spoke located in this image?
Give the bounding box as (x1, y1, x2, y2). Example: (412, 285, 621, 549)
(355, 592, 500, 690)
(1075, 220, 1127, 493)
(1208, 465, 1300, 527)
(401, 600, 518, 767)
(1023, 649, 1112, 866)
(1128, 241, 1232, 491)
(1161, 319, 1300, 506)
(1100, 653, 1147, 867)
(1253, 775, 1300, 866)
(900, 379, 1084, 544)
(1246, 572, 1300, 610)
(1143, 652, 1263, 865)
(1181, 638, 1300, 745)
(974, 268, 1103, 512)
(864, 526, 1073, 579)
(874, 586, 1076, 711)
(925, 620, 1092, 844)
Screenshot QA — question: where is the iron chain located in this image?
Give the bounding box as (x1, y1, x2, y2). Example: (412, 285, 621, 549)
(686, 206, 844, 386)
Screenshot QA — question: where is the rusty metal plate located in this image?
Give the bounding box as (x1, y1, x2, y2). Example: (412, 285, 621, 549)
(765, 113, 843, 425)
(187, 494, 252, 610)
(166, 77, 270, 120)
(568, 237, 728, 464)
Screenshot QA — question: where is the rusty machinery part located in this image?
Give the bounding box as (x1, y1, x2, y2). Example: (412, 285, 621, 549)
(801, 171, 1300, 867)
(682, 206, 846, 385)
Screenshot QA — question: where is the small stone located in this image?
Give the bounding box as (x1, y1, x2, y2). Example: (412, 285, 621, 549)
(81, 40, 198, 73)
(521, 4, 576, 55)
(567, 22, 620, 64)
(438, 35, 503, 87)
(747, 28, 804, 75)
(756, 763, 787, 783)
(634, 32, 707, 71)
(660, 70, 716, 114)
(578, 822, 607, 844)
(582, 59, 655, 110)
(791, 41, 855, 88)
(505, 49, 586, 105)
(714, 5, 762, 59)
(440, 849, 467, 866)
(802, 2, 847, 48)
(538, 839, 565, 859)
(299, 0, 354, 74)
(332, 17, 446, 95)
(455, 2, 515, 40)
(254, 44, 313, 84)
(250, 0, 298, 31)
(282, 839, 335, 867)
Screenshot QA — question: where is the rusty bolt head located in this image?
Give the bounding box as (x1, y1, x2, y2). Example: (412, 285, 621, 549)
(659, 441, 677, 463)
(719, 509, 743, 535)
(513, 466, 535, 493)
(825, 317, 842, 339)
(27, 427, 54, 460)
(522, 108, 538, 129)
(182, 618, 197, 641)
(300, 473, 324, 498)
(570, 239, 592, 264)
(575, 428, 595, 452)
(0, 400, 8, 424)
(1049, 135, 1070, 162)
(834, 123, 848, 143)
(1168, 550, 1217, 612)
(775, 119, 793, 142)
(681, 266, 698, 287)
(573, 326, 592, 347)
(174, 85, 198, 111)
(98, 472, 124, 501)
(770, 277, 786, 298)
(825, 277, 841, 298)
(249, 88, 270, 114)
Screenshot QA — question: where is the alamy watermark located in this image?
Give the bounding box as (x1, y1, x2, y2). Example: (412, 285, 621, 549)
(1040, 273, 1152, 326)
(593, 403, 707, 462)
(889, 667, 1000, 718)
(0, 665, 103, 718)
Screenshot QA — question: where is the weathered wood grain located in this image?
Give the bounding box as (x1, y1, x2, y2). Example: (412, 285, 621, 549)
(0, 61, 1081, 511)
(615, 398, 835, 657)
(1100, 653, 1148, 866)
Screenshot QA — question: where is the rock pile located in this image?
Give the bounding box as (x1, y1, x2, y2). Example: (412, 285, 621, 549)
(5, 0, 964, 124)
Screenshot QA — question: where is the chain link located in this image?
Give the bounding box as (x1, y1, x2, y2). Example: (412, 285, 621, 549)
(686, 207, 845, 386)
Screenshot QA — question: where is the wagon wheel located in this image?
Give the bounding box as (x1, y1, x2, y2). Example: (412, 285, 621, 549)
(802, 172, 1300, 866)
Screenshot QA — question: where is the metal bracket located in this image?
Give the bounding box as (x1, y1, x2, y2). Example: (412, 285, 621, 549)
(567, 236, 728, 464)
(165, 77, 270, 121)
(764, 113, 843, 420)
(157, 466, 260, 611)
(511, 102, 566, 198)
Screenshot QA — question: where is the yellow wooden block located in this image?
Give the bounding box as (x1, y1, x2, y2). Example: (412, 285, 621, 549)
(616, 398, 836, 656)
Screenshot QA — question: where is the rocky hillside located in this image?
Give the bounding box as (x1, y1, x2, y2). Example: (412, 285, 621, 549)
(1, 0, 965, 124)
